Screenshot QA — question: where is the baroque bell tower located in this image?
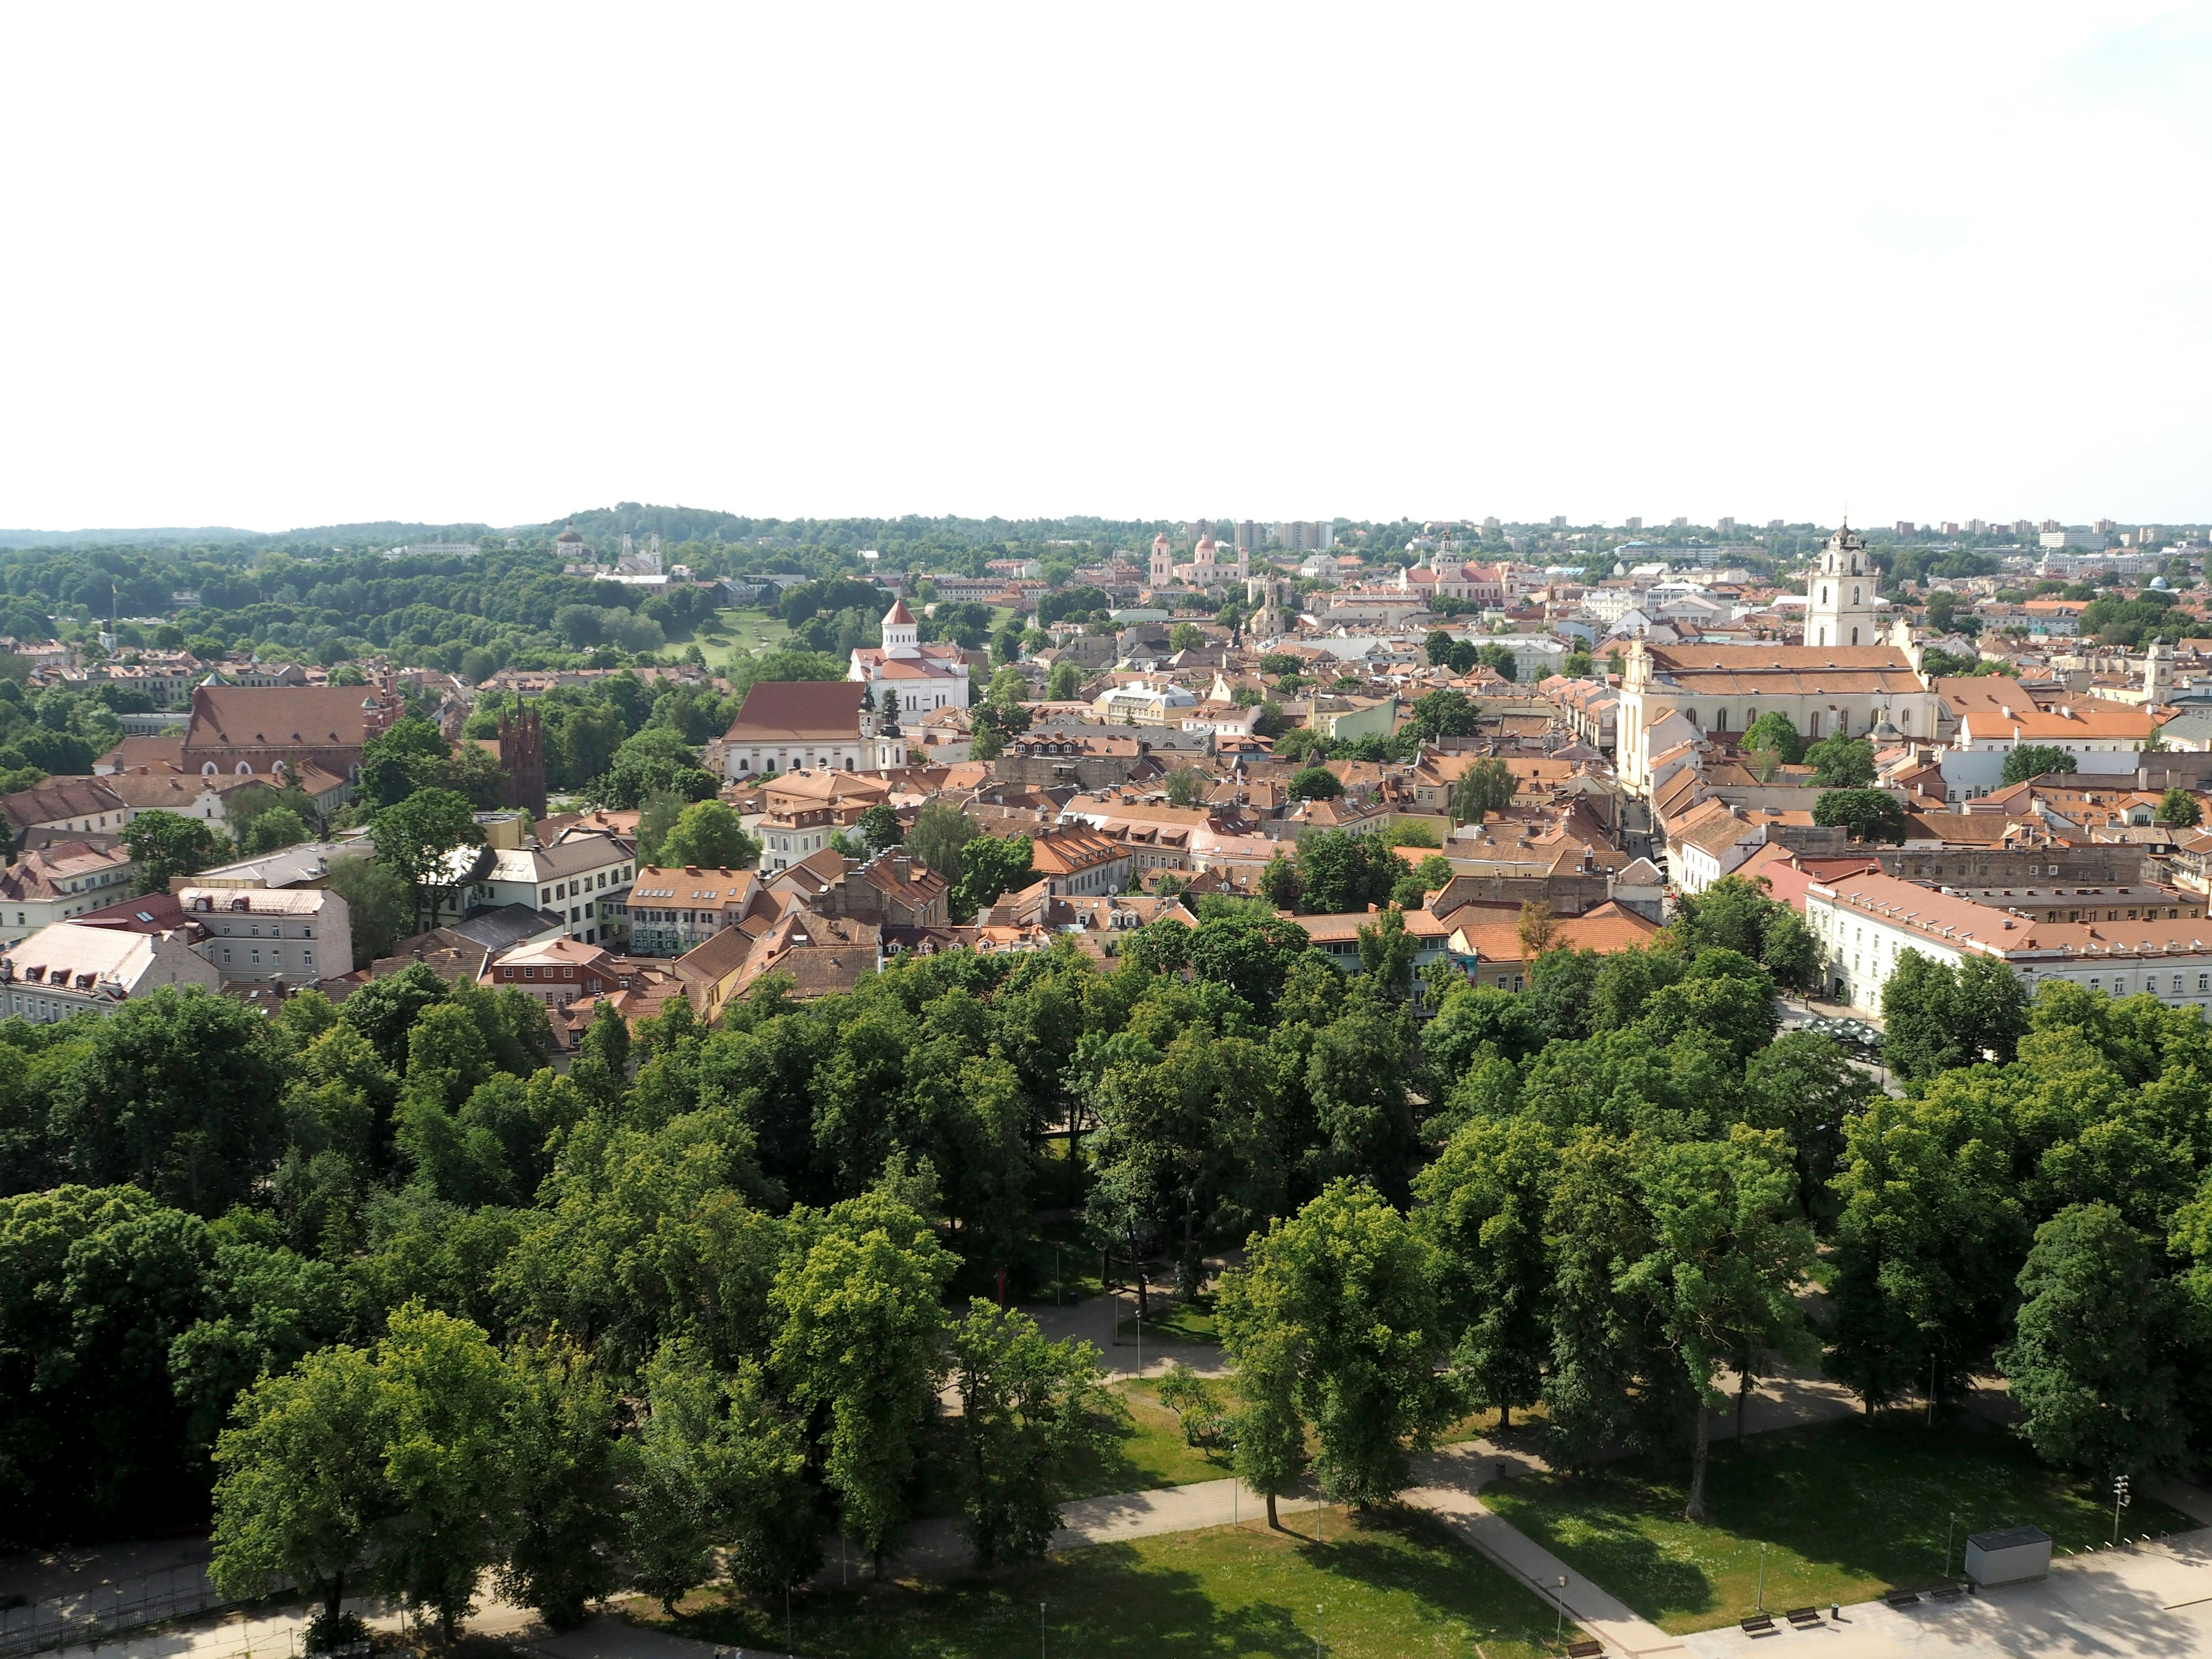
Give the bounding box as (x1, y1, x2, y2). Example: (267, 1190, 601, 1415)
(1806, 521, 1877, 649)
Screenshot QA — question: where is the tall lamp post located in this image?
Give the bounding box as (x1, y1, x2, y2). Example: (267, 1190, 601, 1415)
(2113, 1474, 2131, 1545)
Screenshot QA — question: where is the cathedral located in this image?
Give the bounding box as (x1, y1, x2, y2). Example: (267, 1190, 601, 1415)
(1613, 524, 1941, 794)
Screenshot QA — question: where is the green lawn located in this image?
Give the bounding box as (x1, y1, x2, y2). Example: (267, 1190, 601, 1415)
(1112, 1298, 1220, 1346)
(1060, 1376, 1241, 1498)
(641, 1512, 1575, 1659)
(698, 608, 794, 670)
(1484, 1416, 2198, 1634)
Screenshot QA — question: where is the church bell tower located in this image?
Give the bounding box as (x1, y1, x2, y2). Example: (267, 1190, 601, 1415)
(1806, 522, 1877, 649)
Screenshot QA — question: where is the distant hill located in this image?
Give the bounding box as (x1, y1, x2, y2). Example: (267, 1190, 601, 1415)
(0, 526, 266, 547)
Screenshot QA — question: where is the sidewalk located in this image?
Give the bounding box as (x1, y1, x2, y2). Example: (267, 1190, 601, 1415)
(1676, 1528, 2212, 1658)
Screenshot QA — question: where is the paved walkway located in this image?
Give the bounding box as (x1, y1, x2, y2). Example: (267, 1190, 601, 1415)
(1677, 1529, 2212, 1658)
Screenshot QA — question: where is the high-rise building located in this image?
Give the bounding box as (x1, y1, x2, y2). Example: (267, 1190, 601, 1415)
(1271, 521, 1334, 552)
(1767, 520, 1785, 531)
(1234, 521, 1263, 553)
(1968, 520, 1988, 533)
(2095, 518, 2116, 535)
(2040, 519, 2062, 533)
(2140, 526, 2165, 548)
(1669, 516, 1688, 528)
(1626, 516, 1643, 531)
(2014, 520, 2035, 535)
(1895, 521, 1915, 536)
(1941, 522, 1960, 536)
(1716, 517, 1735, 535)
(1482, 517, 1501, 532)
(1550, 516, 1567, 529)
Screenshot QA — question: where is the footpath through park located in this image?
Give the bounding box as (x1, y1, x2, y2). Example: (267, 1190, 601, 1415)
(21, 1356, 2212, 1659)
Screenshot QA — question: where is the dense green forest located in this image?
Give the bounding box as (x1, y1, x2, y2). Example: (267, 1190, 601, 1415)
(7, 873, 2211, 1631)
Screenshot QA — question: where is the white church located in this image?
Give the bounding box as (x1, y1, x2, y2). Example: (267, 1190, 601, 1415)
(847, 597, 972, 715)
(1615, 523, 1942, 794)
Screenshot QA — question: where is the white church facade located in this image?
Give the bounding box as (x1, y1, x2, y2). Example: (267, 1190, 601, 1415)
(847, 597, 971, 715)
(1615, 524, 1943, 794)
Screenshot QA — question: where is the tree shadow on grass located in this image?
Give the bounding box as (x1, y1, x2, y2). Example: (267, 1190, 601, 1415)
(664, 1542, 1311, 1659)
(1286, 1509, 1586, 1646)
(1484, 1472, 1719, 1624)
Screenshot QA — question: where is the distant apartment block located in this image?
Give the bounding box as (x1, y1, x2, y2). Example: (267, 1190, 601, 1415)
(1271, 521, 1334, 552)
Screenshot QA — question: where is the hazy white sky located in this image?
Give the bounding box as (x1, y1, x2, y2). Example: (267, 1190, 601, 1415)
(2, 3, 2207, 532)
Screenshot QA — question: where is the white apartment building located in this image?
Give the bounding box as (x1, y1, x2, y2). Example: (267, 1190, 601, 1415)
(179, 885, 350, 986)
(0, 922, 220, 1021)
(457, 830, 635, 947)
(1807, 868, 2212, 1017)
(0, 843, 138, 945)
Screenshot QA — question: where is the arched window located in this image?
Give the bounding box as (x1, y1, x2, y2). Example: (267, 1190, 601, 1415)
(1817, 627, 1828, 646)
(201, 762, 217, 777)
(1851, 627, 1860, 646)
(1853, 585, 1861, 604)
(236, 762, 252, 775)
(1820, 586, 1830, 605)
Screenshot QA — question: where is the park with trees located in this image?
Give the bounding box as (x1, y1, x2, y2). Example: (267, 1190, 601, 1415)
(7, 859, 2210, 1647)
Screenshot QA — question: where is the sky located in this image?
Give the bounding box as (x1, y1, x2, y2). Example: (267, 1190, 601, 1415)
(1, 3, 2207, 533)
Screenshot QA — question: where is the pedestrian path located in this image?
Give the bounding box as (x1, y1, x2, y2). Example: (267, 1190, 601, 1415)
(1676, 1527, 2212, 1658)
(1408, 1456, 1678, 1657)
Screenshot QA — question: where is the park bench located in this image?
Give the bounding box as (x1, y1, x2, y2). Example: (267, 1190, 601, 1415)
(1784, 1607, 1821, 1628)
(1928, 1581, 1969, 1601)
(1884, 1589, 1921, 1609)
(1738, 1612, 1776, 1635)
(1566, 1642, 1604, 1658)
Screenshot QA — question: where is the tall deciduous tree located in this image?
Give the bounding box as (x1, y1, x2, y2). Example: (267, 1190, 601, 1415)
(1217, 1180, 1449, 1509)
(906, 801, 973, 885)
(54, 988, 287, 1215)
(1448, 759, 1516, 825)
(657, 800, 759, 870)
(770, 1192, 955, 1575)
(123, 809, 228, 896)
(495, 1335, 631, 1626)
(1415, 1115, 1558, 1431)
(372, 1304, 514, 1641)
(210, 1340, 388, 1628)
(1998, 1202, 2190, 1476)
(1624, 1128, 1816, 1522)
(945, 1301, 1116, 1567)
(372, 788, 483, 933)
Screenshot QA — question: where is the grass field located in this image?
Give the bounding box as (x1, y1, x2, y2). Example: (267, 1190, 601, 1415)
(1484, 1416, 2198, 1633)
(696, 607, 794, 669)
(1062, 1375, 1241, 1498)
(641, 1511, 1576, 1659)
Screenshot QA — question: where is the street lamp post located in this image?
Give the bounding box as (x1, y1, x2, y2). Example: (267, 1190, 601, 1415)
(1756, 1544, 1767, 1612)
(1944, 1512, 1957, 1579)
(2113, 1474, 2131, 1545)
(1556, 1575, 1568, 1642)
